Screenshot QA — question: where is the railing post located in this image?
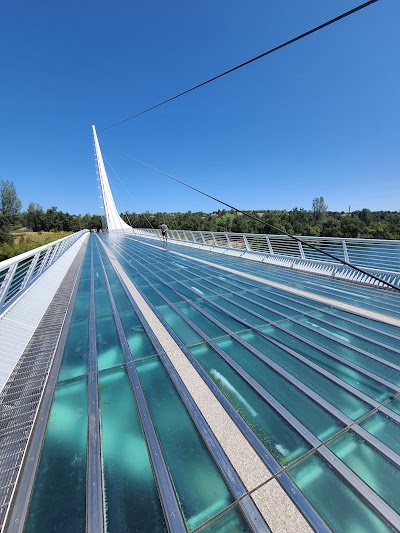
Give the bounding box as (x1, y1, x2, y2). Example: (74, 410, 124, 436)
(0, 263, 18, 310)
(211, 233, 218, 246)
(243, 235, 251, 251)
(37, 246, 53, 275)
(342, 240, 350, 263)
(226, 233, 232, 248)
(298, 241, 306, 259)
(266, 236, 274, 254)
(20, 253, 41, 291)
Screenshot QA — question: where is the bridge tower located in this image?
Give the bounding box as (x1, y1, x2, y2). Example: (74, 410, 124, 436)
(92, 125, 133, 232)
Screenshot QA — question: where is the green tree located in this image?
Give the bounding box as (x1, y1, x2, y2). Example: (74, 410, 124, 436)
(0, 179, 22, 244)
(312, 196, 328, 221)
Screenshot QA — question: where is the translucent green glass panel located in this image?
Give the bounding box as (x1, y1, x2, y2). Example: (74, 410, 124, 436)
(58, 320, 89, 381)
(288, 453, 394, 533)
(278, 320, 400, 386)
(216, 336, 343, 441)
(98, 367, 167, 532)
(198, 506, 250, 532)
(71, 276, 90, 321)
(308, 309, 400, 351)
(328, 431, 400, 513)
(94, 287, 113, 317)
(190, 342, 310, 466)
(239, 330, 370, 420)
(195, 299, 247, 333)
(261, 324, 394, 402)
(227, 293, 285, 321)
(25, 378, 88, 532)
(137, 358, 234, 530)
(295, 315, 400, 365)
(176, 302, 226, 339)
(328, 308, 400, 339)
(210, 297, 268, 327)
(111, 288, 133, 314)
(385, 396, 400, 415)
(248, 289, 316, 314)
(140, 285, 167, 307)
(119, 311, 157, 360)
(187, 278, 233, 295)
(96, 315, 124, 370)
(155, 304, 203, 347)
(360, 411, 400, 456)
(180, 279, 215, 298)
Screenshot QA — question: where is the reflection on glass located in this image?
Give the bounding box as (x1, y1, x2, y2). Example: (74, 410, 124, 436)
(99, 367, 167, 532)
(25, 378, 88, 532)
(289, 453, 393, 533)
(138, 358, 234, 530)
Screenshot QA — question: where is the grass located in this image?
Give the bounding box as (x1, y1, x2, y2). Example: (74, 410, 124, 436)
(0, 231, 72, 261)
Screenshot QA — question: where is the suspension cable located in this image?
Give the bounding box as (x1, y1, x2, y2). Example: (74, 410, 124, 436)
(109, 145, 400, 292)
(101, 0, 379, 130)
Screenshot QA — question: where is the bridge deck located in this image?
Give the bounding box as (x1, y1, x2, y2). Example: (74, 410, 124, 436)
(2, 233, 400, 532)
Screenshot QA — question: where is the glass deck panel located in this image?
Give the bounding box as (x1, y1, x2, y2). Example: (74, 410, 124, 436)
(25, 377, 88, 532)
(295, 315, 400, 365)
(98, 367, 167, 532)
(137, 357, 235, 531)
(209, 296, 270, 327)
(154, 304, 203, 347)
(327, 430, 400, 513)
(277, 320, 400, 386)
(260, 324, 394, 402)
(57, 319, 89, 382)
(288, 453, 394, 533)
(328, 308, 400, 339)
(360, 411, 400, 456)
(190, 342, 310, 466)
(71, 276, 90, 321)
(176, 301, 226, 340)
(307, 309, 400, 350)
(96, 315, 124, 370)
(385, 395, 400, 415)
(227, 292, 288, 321)
(197, 506, 250, 532)
(215, 336, 343, 441)
(239, 329, 371, 420)
(195, 299, 248, 333)
(119, 311, 158, 360)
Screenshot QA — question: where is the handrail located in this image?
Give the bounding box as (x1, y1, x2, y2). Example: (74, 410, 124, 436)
(0, 230, 89, 314)
(133, 228, 400, 289)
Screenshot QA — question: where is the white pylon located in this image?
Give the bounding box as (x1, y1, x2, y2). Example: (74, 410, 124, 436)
(92, 125, 133, 232)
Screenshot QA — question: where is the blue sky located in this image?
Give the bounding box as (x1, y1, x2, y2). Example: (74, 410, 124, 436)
(1, 0, 399, 215)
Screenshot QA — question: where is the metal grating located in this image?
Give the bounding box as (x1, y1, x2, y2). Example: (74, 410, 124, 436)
(0, 243, 86, 530)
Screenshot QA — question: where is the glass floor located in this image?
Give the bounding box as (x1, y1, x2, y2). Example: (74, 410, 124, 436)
(19, 234, 400, 532)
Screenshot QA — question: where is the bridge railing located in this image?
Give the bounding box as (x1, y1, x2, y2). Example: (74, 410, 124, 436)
(0, 230, 89, 314)
(133, 228, 400, 288)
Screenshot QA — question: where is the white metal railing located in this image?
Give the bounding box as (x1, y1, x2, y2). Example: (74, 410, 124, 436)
(0, 230, 89, 314)
(133, 228, 400, 288)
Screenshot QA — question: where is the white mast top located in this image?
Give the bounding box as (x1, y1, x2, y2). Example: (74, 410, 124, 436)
(92, 125, 132, 232)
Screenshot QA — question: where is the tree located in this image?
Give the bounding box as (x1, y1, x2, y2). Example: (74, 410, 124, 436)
(0, 180, 22, 223)
(0, 180, 21, 244)
(26, 202, 45, 231)
(312, 196, 328, 221)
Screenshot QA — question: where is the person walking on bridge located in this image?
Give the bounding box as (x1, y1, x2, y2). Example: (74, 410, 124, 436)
(160, 223, 168, 243)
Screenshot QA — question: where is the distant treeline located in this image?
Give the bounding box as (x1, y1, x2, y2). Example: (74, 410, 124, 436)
(1, 177, 400, 257)
(122, 208, 400, 240)
(10, 206, 400, 239)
